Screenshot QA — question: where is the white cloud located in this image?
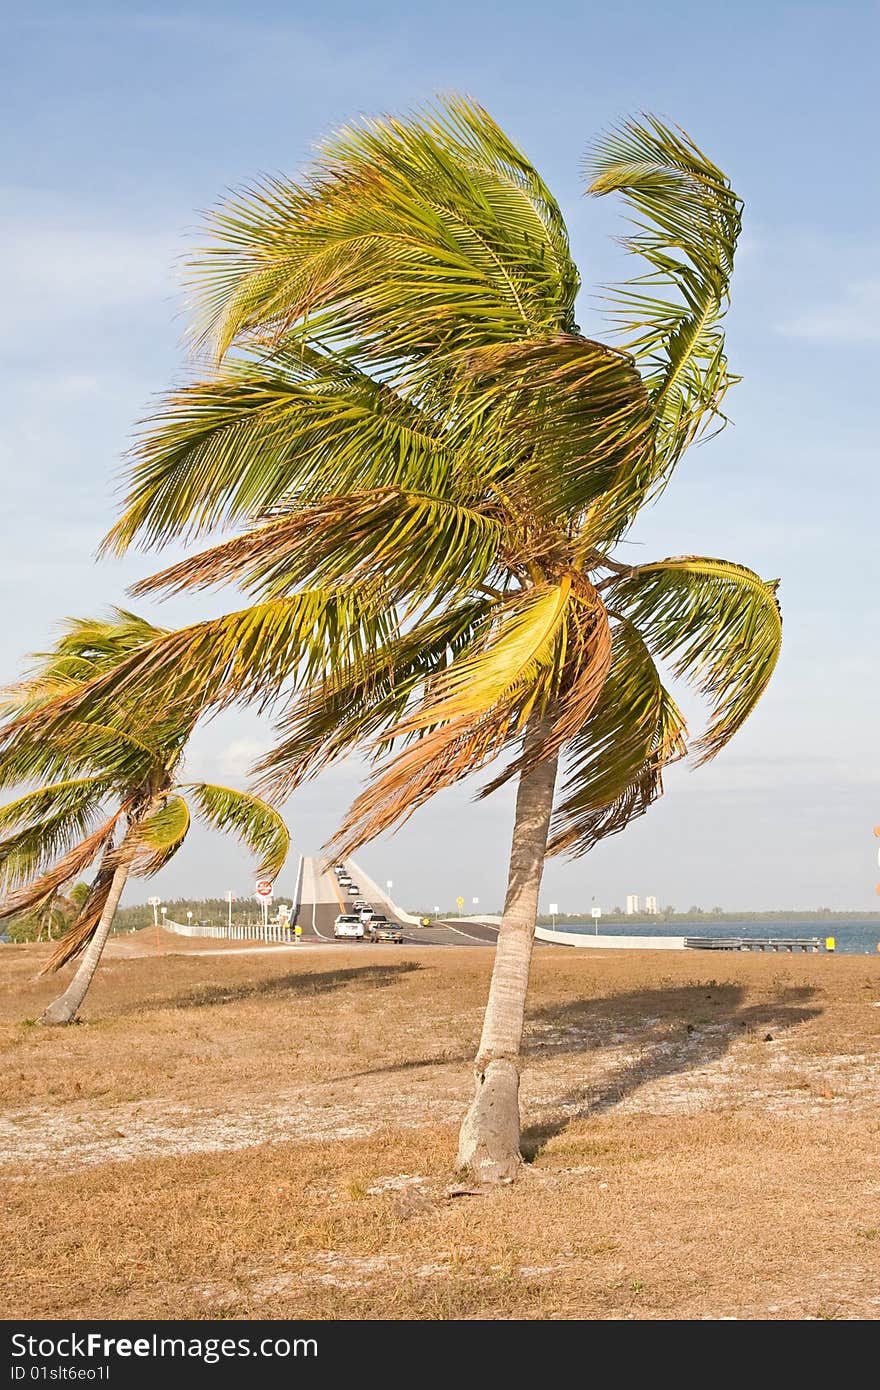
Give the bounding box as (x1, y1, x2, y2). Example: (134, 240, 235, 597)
(213, 738, 270, 782)
(777, 276, 880, 343)
(2, 219, 177, 315)
(0, 196, 178, 327)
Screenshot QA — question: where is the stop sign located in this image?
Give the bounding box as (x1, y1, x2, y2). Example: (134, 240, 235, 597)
(255, 879, 273, 899)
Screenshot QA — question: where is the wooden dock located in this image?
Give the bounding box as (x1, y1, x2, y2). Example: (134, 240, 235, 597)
(684, 936, 822, 953)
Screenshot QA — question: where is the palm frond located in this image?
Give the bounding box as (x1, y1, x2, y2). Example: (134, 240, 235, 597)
(0, 593, 396, 759)
(326, 582, 587, 856)
(0, 779, 112, 892)
(183, 783, 289, 876)
(586, 115, 742, 479)
(394, 581, 573, 734)
(132, 794, 191, 875)
(478, 583, 613, 792)
(547, 621, 687, 855)
(0, 810, 123, 920)
(131, 488, 504, 607)
(40, 863, 116, 974)
(461, 334, 655, 538)
(254, 598, 492, 799)
(101, 353, 471, 555)
(610, 557, 781, 761)
(186, 96, 578, 364)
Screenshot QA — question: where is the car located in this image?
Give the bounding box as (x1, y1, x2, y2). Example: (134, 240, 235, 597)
(346, 884, 360, 896)
(367, 918, 403, 943)
(333, 914, 364, 939)
(356, 904, 375, 919)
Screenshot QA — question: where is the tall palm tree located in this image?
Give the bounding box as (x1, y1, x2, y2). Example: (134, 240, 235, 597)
(1, 104, 781, 1175)
(0, 612, 290, 1025)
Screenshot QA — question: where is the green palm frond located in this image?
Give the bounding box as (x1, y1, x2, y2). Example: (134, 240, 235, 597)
(183, 783, 289, 876)
(0, 778, 111, 893)
(101, 353, 473, 556)
(610, 557, 781, 762)
(547, 621, 687, 855)
(0, 778, 111, 833)
(186, 96, 578, 364)
(255, 598, 493, 799)
(132, 794, 191, 875)
(586, 116, 742, 479)
(0, 592, 396, 759)
(460, 334, 655, 537)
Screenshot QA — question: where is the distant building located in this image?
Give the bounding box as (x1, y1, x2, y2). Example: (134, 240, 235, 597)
(626, 894, 640, 915)
(645, 896, 658, 915)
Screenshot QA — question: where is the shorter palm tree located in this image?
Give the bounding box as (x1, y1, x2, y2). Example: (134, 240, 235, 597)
(0, 611, 289, 1024)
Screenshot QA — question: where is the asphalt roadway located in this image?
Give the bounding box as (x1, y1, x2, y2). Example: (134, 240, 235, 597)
(297, 856, 499, 947)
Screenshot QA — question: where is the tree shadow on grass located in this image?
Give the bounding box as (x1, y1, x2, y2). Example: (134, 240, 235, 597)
(111, 962, 423, 1015)
(520, 982, 821, 1159)
(340, 981, 821, 1147)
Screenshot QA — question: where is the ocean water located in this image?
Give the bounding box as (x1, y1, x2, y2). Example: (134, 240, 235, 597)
(553, 919, 880, 956)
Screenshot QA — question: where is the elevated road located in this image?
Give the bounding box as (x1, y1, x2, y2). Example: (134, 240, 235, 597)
(296, 857, 498, 946)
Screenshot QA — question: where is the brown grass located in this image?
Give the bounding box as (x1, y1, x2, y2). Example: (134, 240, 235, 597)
(2, 932, 880, 1320)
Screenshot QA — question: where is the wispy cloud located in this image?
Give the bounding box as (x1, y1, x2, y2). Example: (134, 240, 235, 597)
(777, 276, 880, 344)
(2, 207, 177, 318)
(213, 738, 269, 782)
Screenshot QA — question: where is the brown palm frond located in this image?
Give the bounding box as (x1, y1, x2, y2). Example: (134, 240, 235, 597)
(0, 810, 123, 921)
(327, 706, 520, 859)
(40, 864, 115, 973)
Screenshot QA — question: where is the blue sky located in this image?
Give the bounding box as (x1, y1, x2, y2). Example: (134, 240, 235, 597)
(2, 1, 877, 911)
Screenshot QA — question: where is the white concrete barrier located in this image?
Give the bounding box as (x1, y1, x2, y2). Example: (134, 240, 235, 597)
(536, 925, 686, 950)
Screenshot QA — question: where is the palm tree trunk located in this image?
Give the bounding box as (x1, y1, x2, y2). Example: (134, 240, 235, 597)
(457, 715, 558, 1182)
(38, 846, 135, 1026)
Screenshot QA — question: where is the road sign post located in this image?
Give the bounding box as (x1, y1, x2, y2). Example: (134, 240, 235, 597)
(549, 902, 558, 931)
(456, 895, 464, 918)
(592, 904, 602, 935)
(148, 895, 162, 955)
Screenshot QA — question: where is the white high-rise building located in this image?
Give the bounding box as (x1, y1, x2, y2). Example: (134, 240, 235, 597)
(645, 895, 659, 915)
(626, 894, 640, 915)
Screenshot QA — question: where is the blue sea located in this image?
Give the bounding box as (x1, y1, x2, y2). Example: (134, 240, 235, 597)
(554, 919, 880, 956)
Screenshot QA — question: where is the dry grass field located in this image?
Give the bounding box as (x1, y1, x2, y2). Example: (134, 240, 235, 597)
(2, 929, 880, 1320)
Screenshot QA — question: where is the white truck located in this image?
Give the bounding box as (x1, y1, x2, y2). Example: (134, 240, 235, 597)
(333, 914, 364, 940)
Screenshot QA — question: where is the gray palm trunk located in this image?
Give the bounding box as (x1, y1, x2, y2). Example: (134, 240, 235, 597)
(457, 716, 559, 1182)
(38, 838, 137, 1027)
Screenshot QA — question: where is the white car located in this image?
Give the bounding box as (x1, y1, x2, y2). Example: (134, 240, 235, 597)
(333, 914, 364, 939)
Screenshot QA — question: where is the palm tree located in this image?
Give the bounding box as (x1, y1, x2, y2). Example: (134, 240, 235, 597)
(1, 104, 781, 1175)
(0, 612, 290, 1025)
